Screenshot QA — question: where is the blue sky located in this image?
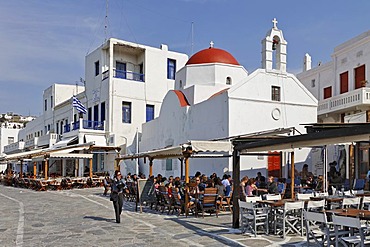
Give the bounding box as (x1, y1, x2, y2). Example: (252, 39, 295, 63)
(1, 0, 369, 116)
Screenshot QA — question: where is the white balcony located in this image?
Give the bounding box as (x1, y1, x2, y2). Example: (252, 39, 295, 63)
(24, 137, 38, 149)
(37, 133, 59, 147)
(4, 141, 25, 154)
(318, 87, 370, 116)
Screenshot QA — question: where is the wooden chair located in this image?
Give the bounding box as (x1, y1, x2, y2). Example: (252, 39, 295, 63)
(332, 214, 370, 247)
(239, 200, 269, 236)
(220, 190, 233, 213)
(171, 189, 184, 216)
(199, 188, 219, 218)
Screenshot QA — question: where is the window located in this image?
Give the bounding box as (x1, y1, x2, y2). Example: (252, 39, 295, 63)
(51, 95, 53, 108)
(94, 105, 99, 122)
(146, 104, 155, 122)
(166, 159, 172, 171)
(226, 77, 232, 85)
(56, 123, 59, 135)
(355, 65, 366, 89)
(167, 59, 176, 79)
(44, 99, 47, 111)
(100, 154, 105, 170)
(271, 86, 281, 101)
(311, 79, 316, 88)
(340, 71, 348, 94)
(101, 102, 106, 122)
(8, 137, 14, 145)
(116, 62, 126, 79)
(122, 101, 132, 123)
(323, 86, 332, 99)
(94, 61, 100, 76)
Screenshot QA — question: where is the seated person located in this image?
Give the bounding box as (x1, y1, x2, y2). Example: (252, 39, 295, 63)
(266, 176, 278, 194)
(255, 172, 266, 188)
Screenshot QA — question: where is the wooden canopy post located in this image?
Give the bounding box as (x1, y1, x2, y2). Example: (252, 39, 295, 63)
(185, 156, 190, 183)
(89, 158, 93, 178)
(184, 154, 190, 216)
(75, 159, 79, 177)
(149, 159, 153, 177)
(33, 161, 37, 179)
(232, 148, 240, 229)
(290, 151, 295, 199)
(45, 159, 49, 180)
(20, 160, 23, 178)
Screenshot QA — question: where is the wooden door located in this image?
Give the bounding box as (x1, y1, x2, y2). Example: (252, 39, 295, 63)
(355, 65, 365, 89)
(268, 151, 281, 177)
(340, 71, 348, 93)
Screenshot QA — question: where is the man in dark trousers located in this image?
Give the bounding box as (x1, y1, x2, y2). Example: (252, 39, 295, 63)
(110, 170, 126, 223)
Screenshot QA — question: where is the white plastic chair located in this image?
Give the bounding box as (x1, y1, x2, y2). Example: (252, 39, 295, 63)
(276, 201, 305, 239)
(307, 199, 325, 212)
(239, 200, 269, 236)
(265, 194, 281, 201)
(304, 211, 333, 246)
(342, 197, 361, 209)
(245, 196, 262, 203)
(361, 196, 370, 210)
(297, 193, 313, 200)
(332, 214, 370, 247)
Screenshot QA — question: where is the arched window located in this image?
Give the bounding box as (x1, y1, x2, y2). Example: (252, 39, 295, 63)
(226, 77, 232, 85)
(179, 80, 183, 88)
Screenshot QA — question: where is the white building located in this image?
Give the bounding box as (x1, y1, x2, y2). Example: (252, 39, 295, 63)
(297, 30, 370, 180)
(3, 38, 188, 176)
(139, 20, 318, 179)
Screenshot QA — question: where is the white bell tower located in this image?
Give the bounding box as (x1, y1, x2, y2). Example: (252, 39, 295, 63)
(261, 18, 287, 73)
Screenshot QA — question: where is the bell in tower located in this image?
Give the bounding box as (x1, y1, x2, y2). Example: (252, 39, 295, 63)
(261, 18, 287, 73)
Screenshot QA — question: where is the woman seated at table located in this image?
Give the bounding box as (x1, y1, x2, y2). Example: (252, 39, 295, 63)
(246, 178, 258, 196)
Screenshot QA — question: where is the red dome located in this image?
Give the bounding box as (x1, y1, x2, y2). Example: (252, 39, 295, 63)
(186, 47, 239, 66)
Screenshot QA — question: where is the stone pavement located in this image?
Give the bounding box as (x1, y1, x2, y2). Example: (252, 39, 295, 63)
(0, 185, 307, 247)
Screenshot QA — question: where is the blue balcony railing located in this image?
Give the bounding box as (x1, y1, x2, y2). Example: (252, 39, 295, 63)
(64, 124, 70, 133)
(113, 69, 145, 82)
(83, 120, 104, 130)
(72, 121, 80, 130)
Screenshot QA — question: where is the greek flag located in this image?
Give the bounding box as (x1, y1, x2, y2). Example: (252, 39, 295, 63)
(72, 96, 87, 114)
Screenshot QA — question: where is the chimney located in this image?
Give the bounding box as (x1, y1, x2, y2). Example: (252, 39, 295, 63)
(303, 53, 311, 71)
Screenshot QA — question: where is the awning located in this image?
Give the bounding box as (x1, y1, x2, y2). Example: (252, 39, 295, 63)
(3, 149, 46, 161)
(53, 136, 78, 148)
(49, 153, 93, 159)
(234, 124, 370, 152)
(85, 135, 107, 146)
(117, 140, 232, 160)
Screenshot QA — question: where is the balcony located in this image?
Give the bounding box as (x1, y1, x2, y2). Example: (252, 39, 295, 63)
(102, 69, 145, 82)
(38, 133, 58, 147)
(4, 141, 25, 154)
(64, 120, 104, 133)
(25, 137, 39, 149)
(318, 87, 370, 116)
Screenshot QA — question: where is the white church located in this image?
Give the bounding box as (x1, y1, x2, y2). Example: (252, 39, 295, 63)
(138, 19, 318, 179)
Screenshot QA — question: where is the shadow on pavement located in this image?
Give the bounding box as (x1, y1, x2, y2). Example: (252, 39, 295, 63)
(84, 215, 114, 222)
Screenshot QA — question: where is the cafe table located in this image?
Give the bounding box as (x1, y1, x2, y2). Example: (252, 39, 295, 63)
(326, 208, 370, 220)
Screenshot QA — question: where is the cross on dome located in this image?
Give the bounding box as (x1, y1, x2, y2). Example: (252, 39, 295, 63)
(209, 41, 214, 48)
(272, 18, 278, 29)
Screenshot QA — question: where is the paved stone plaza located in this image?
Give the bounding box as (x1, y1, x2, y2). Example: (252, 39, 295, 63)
(0, 186, 307, 247)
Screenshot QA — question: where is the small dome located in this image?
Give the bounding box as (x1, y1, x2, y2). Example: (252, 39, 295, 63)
(186, 47, 239, 66)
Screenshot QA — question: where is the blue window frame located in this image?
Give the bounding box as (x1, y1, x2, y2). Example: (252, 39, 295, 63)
(146, 104, 154, 122)
(101, 102, 105, 122)
(94, 61, 99, 76)
(116, 62, 126, 79)
(167, 59, 176, 80)
(122, 101, 131, 123)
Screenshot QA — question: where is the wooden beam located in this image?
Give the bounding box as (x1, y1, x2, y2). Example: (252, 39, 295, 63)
(45, 159, 48, 180)
(89, 158, 93, 178)
(33, 161, 37, 179)
(20, 160, 23, 178)
(185, 156, 189, 183)
(291, 151, 295, 199)
(75, 159, 79, 177)
(232, 149, 240, 228)
(149, 159, 153, 177)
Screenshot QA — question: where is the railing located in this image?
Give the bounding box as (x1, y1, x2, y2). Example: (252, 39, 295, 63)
(102, 69, 145, 82)
(113, 69, 145, 82)
(4, 141, 25, 154)
(83, 120, 104, 130)
(64, 124, 70, 133)
(25, 137, 38, 148)
(72, 121, 80, 130)
(318, 87, 370, 115)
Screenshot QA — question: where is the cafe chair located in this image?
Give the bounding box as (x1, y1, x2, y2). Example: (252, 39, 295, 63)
(351, 189, 364, 195)
(332, 214, 370, 247)
(361, 196, 370, 210)
(239, 200, 269, 236)
(342, 197, 361, 209)
(304, 211, 334, 246)
(199, 188, 219, 218)
(297, 193, 313, 200)
(306, 199, 325, 212)
(245, 195, 262, 203)
(265, 194, 281, 201)
(353, 179, 365, 191)
(276, 201, 305, 239)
